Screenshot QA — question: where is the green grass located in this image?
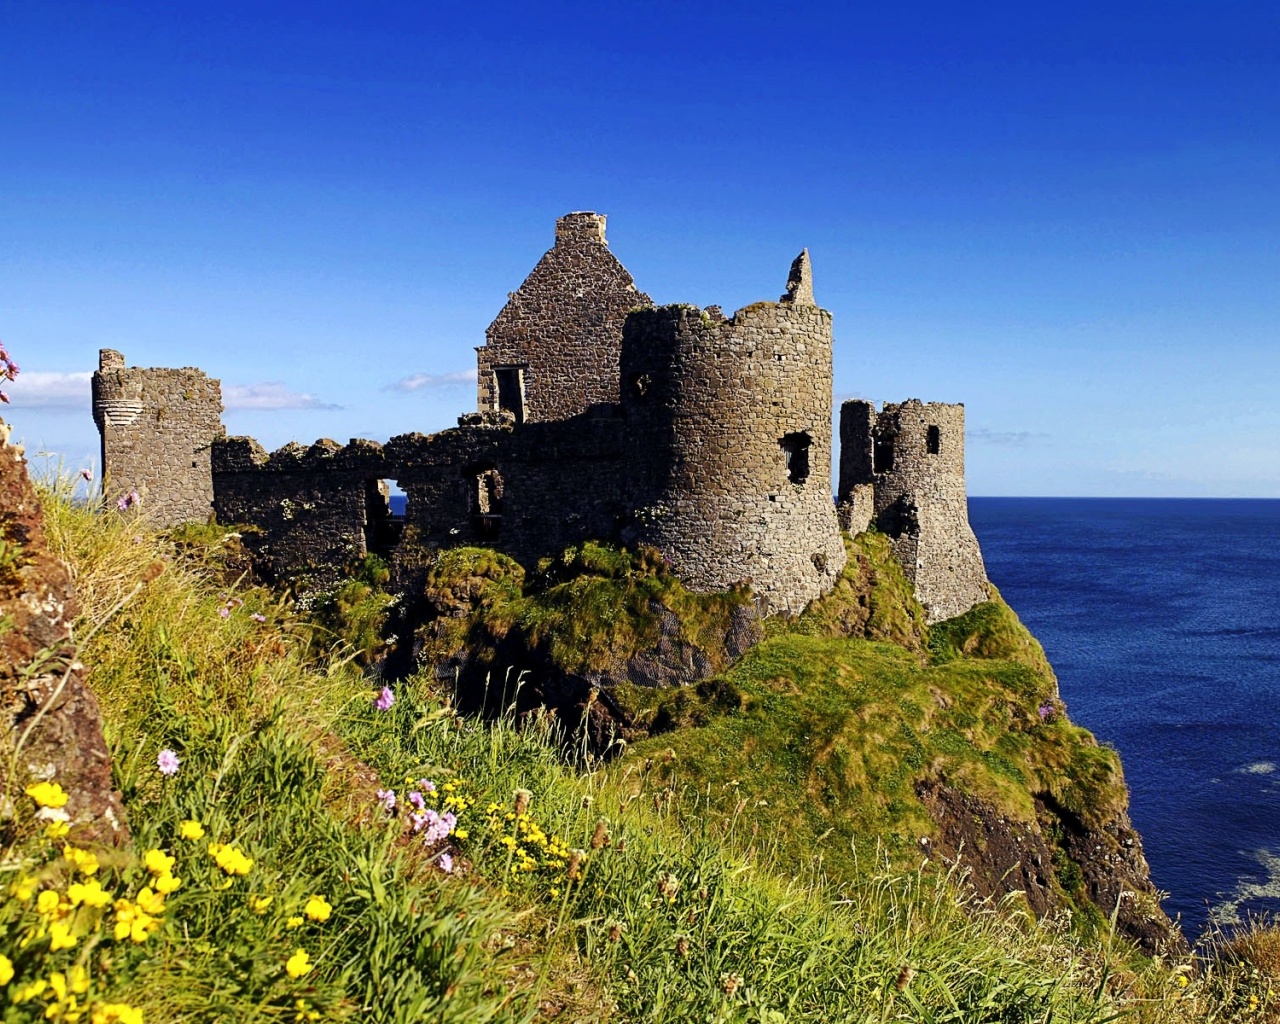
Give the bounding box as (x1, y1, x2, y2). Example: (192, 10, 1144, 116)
(1, 481, 1274, 1023)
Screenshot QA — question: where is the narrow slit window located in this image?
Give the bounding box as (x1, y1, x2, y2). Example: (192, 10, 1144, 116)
(927, 425, 941, 455)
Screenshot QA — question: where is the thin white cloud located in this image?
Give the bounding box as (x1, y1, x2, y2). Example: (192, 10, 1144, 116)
(387, 369, 477, 393)
(6, 371, 92, 410)
(223, 382, 339, 411)
(968, 427, 1050, 447)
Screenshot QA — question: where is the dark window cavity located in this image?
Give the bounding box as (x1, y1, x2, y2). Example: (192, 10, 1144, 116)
(927, 425, 941, 455)
(780, 431, 812, 485)
(873, 434, 895, 474)
(468, 465, 504, 540)
(494, 367, 526, 424)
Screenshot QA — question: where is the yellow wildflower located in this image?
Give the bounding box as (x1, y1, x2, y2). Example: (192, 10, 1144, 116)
(26, 781, 69, 808)
(143, 849, 175, 875)
(49, 920, 77, 951)
(286, 916, 304, 929)
(68, 878, 113, 908)
(68, 964, 90, 994)
(154, 871, 182, 895)
(294, 998, 321, 1022)
(49, 968, 87, 998)
(15, 978, 48, 1001)
(37, 889, 63, 916)
(46, 820, 71, 839)
(454, 828, 469, 840)
(13, 875, 39, 901)
(303, 895, 332, 923)
(178, 819, 205, 841)
(92, 1003, 144, 1024)
(0, 953, 13, 985)
(112, 899, 159, 943)
(208, 842, 253, 875)
(285, 948, 313, 979)
(136, 887, 166, 916)
(64, 846, 100, 876)
(249, 895, 273, 914)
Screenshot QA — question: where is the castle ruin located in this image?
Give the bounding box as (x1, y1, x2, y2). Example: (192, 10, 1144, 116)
(92, 212, 987, 621)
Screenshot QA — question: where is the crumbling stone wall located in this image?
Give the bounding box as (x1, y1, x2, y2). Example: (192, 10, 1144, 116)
(212, 437, 389, 585)
(620, 252, 847, 615)
(477, 212, 652, 422)
(838, 398, 988, 622)
(212, 410, 634, 587)
(0, 421, 128, 845)
(92, 349, 223, 526)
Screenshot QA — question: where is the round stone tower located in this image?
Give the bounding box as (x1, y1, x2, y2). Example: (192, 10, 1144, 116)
(620, 251, 846, 615)
(91, 348, 224, 525)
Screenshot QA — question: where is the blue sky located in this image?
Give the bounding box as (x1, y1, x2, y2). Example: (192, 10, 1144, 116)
(3, 1, 1278, 495)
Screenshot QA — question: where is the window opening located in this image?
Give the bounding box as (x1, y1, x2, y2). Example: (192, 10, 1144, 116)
(494, 367, 526, 423)
(364, 479, 405, 558)
(873, 434, 895, 474)
(927, 425, 941, 455)
(468, 465, 504, 541)
(780, 431, 812, 485)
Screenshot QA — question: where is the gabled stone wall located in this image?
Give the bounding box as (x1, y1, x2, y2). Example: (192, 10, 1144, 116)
(477, 212, 652, 422)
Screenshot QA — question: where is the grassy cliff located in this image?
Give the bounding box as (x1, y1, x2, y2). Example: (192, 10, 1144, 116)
(0, 485, 1274, 1022)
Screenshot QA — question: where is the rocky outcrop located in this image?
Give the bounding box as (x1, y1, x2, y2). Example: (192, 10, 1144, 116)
(917, 778, 1184, 955)
(0, 422, 128, 845)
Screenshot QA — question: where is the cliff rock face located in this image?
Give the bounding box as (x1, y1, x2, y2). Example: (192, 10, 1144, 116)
(918, 780, 1184, 954)
(0, 424, 128, 845)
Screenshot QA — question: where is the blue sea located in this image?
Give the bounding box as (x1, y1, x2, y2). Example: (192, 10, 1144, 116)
(970, 498, 1280, 939)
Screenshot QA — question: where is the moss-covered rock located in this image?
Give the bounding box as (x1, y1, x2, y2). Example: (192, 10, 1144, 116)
(412, 542, 761, 745)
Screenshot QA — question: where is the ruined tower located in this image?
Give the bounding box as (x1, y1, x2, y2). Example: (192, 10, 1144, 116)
(838, 398, 987, 622)
(620, 251, 847, 615)
(476, 212, 652, 423)
(91, 349, 224, 525)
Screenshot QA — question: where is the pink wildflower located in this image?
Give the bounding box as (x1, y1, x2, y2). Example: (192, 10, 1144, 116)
(157, 749, 180, 776)
(408, 790, 426, 811)
(438, 853, 454, 874)
(376, 788, 396, 812)
(374, 687, 395, 711)
(218, 606, 230, 619)
(79, 467, 93, 482)
(250, 612, 266, 623)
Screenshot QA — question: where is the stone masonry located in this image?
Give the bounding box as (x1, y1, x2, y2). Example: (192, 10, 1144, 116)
(91, 349, 223, 524)
(96, 212, 989, 622)
(620, 251, 846, 614)
(477, 212, 652, 422)
(838, 399, 988, 622)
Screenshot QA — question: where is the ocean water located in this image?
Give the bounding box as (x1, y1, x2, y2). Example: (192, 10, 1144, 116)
(969, 498, 1280, 938)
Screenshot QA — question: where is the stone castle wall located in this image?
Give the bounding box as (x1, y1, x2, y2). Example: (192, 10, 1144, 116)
(620, 257, 846, 614)
(212, 411, 634, 585)
(100, 213, 991, 625)
(91, 349, 223, 526)
(477, 212, 652, 423)
(838, 398, 988, 622)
